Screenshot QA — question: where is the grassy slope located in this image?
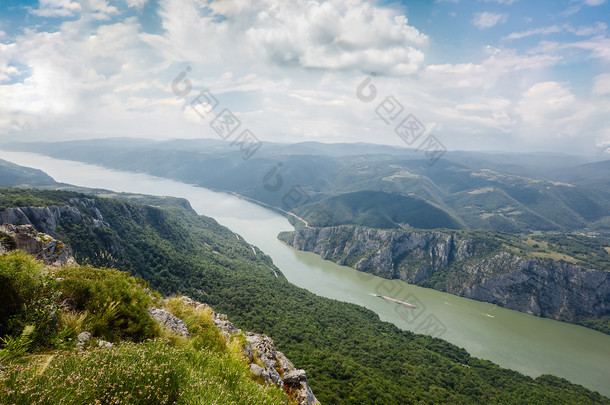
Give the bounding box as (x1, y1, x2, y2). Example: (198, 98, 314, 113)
(0, 251, 287, 405)
(0, 188, 608, 404)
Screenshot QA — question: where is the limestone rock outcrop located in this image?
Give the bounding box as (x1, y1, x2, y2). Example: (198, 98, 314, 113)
(280, 226, 610, 324)
(0, 223, 75, 266)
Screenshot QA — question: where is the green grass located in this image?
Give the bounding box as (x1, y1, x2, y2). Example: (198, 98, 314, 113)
(0, 252, 289, 405)
(0, 340, 286, 405)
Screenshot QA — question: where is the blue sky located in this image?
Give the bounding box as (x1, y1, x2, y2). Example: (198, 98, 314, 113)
(0, 0, 609, 155)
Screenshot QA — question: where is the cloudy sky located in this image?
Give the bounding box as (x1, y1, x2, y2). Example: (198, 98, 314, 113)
(0, 0, 609, 155)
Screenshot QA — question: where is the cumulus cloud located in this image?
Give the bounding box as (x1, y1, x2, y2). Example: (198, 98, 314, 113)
(511, 81, 610, 151)
(149, 0, 428, 76)
(516, 82, 575, 125)
(472, 12, 507, 29)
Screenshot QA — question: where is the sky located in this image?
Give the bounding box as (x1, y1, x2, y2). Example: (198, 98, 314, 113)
(0, 0, 609, 155)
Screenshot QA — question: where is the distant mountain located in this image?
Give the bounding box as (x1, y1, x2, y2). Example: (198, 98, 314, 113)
(552, 159, 610, 191)
(4, 139, 609, 233)
(0, 158, 57, 186)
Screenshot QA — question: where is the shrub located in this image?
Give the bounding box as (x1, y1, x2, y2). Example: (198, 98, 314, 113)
(0, 251, 46, 335)
(54, 265, 160, 342)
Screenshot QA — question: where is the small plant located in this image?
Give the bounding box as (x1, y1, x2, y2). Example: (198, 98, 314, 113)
(0, 325, 34, 365)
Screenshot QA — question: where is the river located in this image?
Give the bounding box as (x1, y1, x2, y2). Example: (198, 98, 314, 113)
(1, 150, 609, 397)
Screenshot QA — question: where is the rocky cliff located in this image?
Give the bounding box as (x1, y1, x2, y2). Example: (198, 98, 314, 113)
(0, 197, 105, 236)
(279, 226, 610, 325)
(0, 202, 319, 404)
(145, 296, 320, 405)
(0, 223, 75, 266)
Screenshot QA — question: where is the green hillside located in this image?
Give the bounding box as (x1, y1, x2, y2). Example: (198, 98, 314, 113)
(0, 187, 608, 404)
(295, 190, 463, 229)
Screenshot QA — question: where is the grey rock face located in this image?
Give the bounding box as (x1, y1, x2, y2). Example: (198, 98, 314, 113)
(457, 253, 610, 321)
(244, 331, 319, 404)
(213, 312, 241, 337)
(281, 226, 610, 325)
(282, 226, 473, 282)
(245, 332, 282, 387)
(0, 205, 83, 236)
(276, 351, 294, 373)
(0, 224, 75, 266)
(184, 299, 319, 404)
(147, 307, 190, 337)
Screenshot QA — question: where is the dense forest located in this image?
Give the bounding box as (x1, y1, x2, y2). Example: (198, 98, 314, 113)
(0, 188, 607, 404)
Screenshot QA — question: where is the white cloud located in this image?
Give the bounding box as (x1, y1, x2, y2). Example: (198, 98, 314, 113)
(504, 25, 561, 40)
(0, 0, 608, 155)
(31, 0, 82, 18)
(584, 0, 606, 5)
(423, 48, 560, 89)
(565, 22, 607, 36)
(592, 73, 610, 95)
(516, 82, 575, 125)
(472, 12, 507, 29)
(30, 0, 119, 20)
(511, 81, 610, 150)
(147, 0, 428, 76)
(505, 22, 606, 40)
(559, 37, 610, 61)
(125, 0, 149, 9)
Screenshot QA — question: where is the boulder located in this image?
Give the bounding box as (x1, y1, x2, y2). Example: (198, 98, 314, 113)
(147, 307, 190, 337)
(98, 340, 113, 348)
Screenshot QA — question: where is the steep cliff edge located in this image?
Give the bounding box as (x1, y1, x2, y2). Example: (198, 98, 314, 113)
(0, 227, 318, 404)
(4, 188, 610, 403)
(0, 223, 75, 266)
(279, 226, 610, 330)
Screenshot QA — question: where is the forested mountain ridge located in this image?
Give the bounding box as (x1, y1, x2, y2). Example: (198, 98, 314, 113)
(1, 187, 608, 404)
(5, 139, 609, 233)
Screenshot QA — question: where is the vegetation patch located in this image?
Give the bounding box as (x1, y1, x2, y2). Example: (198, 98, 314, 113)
(0, 252, 289, 405)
